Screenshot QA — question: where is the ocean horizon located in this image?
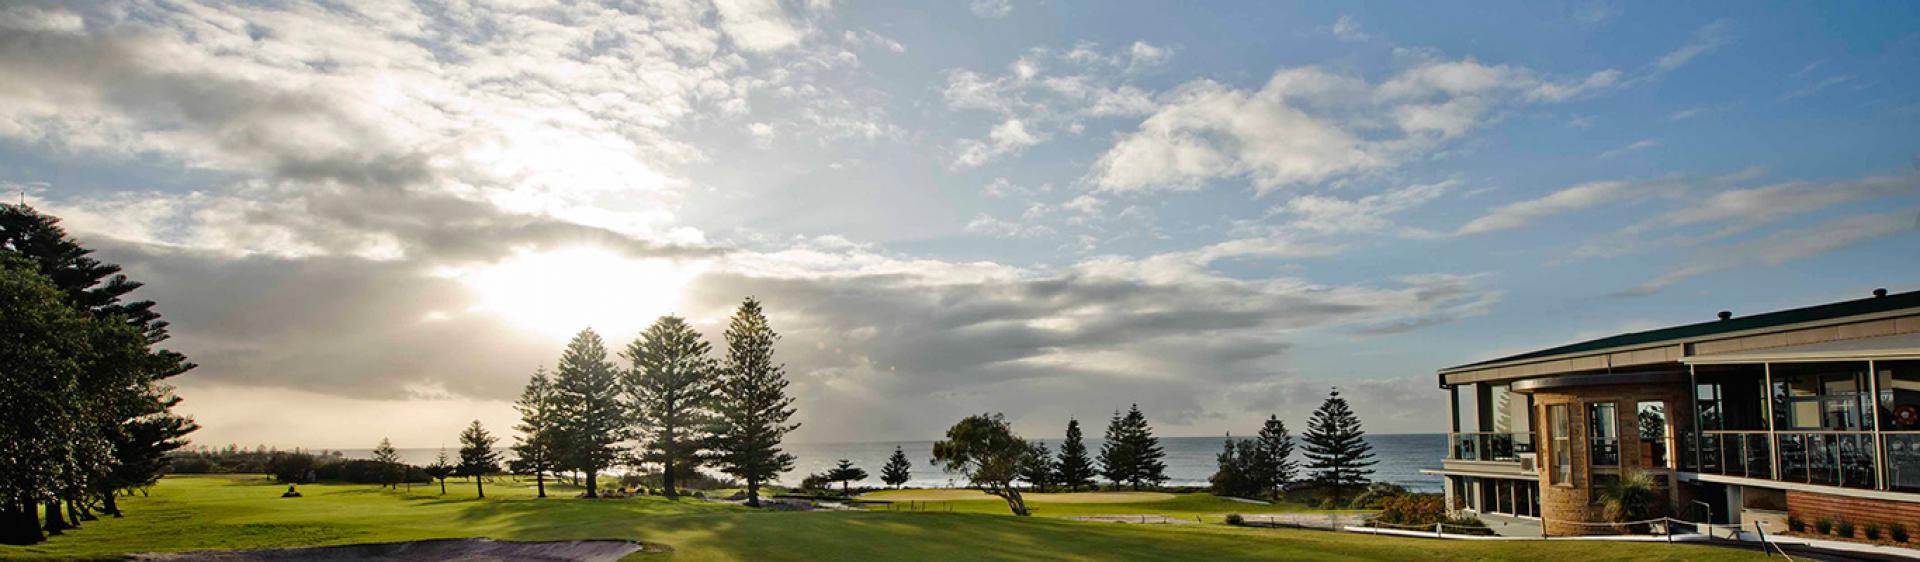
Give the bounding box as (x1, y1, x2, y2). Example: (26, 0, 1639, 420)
(322, 433, 1445, 492)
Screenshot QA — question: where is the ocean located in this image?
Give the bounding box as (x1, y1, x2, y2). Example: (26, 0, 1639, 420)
(337, 433, 1444, 492)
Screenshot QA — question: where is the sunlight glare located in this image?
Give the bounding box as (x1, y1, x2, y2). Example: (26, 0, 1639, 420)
(452, 247, 699, 341)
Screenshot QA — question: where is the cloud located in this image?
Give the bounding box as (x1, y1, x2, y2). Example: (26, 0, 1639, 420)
(1092, 58, 1616, 193)
(1274, 180, 1455, 236)
(1655, 19, 1732, 72)
(953, 118, 1045, 168)
(1619, 211, 1917, 296)
(942, 42, 1172, 167)
(1330, 16, 1370, 42)
(970, 0, 1013, 18)
(1598, 139, 1659, 159)
(1456, 180, 1644, 235)
(714, 0, 809, 52)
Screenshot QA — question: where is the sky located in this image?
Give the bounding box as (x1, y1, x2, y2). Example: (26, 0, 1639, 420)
(2, 0, 1918, 449)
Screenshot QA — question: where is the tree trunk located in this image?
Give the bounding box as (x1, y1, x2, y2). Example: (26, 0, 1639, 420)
(41, 502, 67, 535)
(535, 471, 546, 498)
(663, 458, 677, 498)
(475, 476, 484, 499)
(584, 469, 599, 498)
(71, 498, 94, 522)
(1, 502, 43, 545)
(438, 478, 446, 495)
(746, 478, 761, 508)
(102, 492, 122, 518)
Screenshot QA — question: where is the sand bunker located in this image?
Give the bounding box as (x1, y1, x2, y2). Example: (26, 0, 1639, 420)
(133, 538, 660, 561)
(862, 489, 1177, 503)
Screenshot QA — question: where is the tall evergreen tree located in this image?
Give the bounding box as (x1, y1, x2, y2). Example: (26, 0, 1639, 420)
(371, 438, 401, 490)
(1099, 405, 1167, 490)
(457, 421, 500, 498)
(550, 328, 626, 498)
(824, 459, 869, 495)
(0, 205, 196, 539)
(881, 446, 912, 488)
(426, 448, 454, 495)
(1209, 436, 1262, 497)
(1054, 418, 1096, 492)
(509, 367, 560, 498)
(1017, 442, 1057, 492)
(707, 298, 799, 508)
(1301, 389, 1376, 504)
(621, 316, 718, 499)
(0, 257, 94, 544)
(1254, 415, 1297, 500)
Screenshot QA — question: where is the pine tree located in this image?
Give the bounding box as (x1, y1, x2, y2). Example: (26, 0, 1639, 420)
(707, 298, 799, 507)
(881, 446, 912, 488)
(426, 448, 454, 495)
(1054, 418, 1096, 491)
(1100, 405, 1166, 490)
(825, 459, 868, 495)
(622, 316, 718, 499)
(371, 438, 401, 490)
(1018, 442, 1057, 492)
(0, 257, 95, 544)
(1209, 436, 1263, 497)
(1255, 415, 1297, 500)
(458, 420, 500, 498)
(550, 328, 626, 498)
(509, 367, 559, 498)
(1302, 389, 1376, 505)
(0, 204, 197, 539)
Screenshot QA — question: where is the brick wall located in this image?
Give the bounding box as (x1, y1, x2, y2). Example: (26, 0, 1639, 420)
(1787, 490, 1920, 537)
(1531, 381, 1693, 536)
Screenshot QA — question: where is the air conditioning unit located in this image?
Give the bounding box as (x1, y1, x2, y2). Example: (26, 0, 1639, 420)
(1518, 453, 1537, 472)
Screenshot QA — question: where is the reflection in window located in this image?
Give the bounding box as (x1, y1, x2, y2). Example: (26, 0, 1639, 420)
(1589, 402, 1619, 467)
(1550, 404, 1570, 484)
(1884, 361, 1920, 492)
(1772, 362, 1874, 431)
(1638, 401, 1668, 468)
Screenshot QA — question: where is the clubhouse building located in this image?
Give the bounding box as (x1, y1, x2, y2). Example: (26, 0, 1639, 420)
(1427, 288, 1920, 536)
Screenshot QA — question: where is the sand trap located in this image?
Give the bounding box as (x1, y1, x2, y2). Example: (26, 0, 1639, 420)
(132, 538, 660, 561)
(862, 489, 1177, 503)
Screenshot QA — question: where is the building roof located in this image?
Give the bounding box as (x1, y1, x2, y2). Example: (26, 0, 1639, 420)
(1445, 288, 1920, 372)
(1683, 331, 1920, 364)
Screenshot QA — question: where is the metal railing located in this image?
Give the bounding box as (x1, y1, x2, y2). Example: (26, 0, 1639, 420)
(1449, 432, 1535, 461)
(1694, 430, 1773, 479)
(1883, 432, 1920, 492)
(1774, 431, 1876, 489)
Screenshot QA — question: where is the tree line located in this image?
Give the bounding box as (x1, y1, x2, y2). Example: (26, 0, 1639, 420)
(1, 205, 199, 546)
(372, 298, 803, 507)
(1210, 389, 1377, 505)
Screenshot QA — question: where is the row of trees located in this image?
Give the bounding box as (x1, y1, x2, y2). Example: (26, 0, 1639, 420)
(1211, 389, 1378, 504)
(503, 298, 801, 506)
(1, 205, 198, 545)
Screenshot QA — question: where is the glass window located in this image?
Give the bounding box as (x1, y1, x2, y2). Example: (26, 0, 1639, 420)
(1637, 401, 1668, 468)
(1589, 402, 1619, 467)
(1453, 384, 1477, 433)
(1883, 361, 1920, 492)
(1772, 362, 1874, 431)
(1549, 404, 1570, 484)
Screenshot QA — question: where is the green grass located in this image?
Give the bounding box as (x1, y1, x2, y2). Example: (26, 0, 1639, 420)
(0, 475, 1765, 561)
(857, 488, 1342, 519)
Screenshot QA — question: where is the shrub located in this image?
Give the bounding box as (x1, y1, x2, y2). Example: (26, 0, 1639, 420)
(1349, 483, 1409, 509)
(1443, 514, 1495, 536)
(1374, 494, 1448, 526)
(1815, 517, 1834, 535)
(1787, 516, 1805, 533)
(1225, 513, 1246, 526)
(1596, 469, 1663, 532)
(1864, 523, 1882, 541)
(1891, 523, 1909, 542)
(1835, 518, 1856, 538)
(312, 459, 430, 484)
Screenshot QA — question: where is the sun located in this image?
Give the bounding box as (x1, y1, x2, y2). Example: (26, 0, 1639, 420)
(449, 246, 700, 341)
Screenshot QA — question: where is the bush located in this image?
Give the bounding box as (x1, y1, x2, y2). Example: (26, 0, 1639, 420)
(1864, 523, 1882, 541)
(1348, 483, 1409, 509)
(1891, 523, 1909, 543)
(1373, 494, 1448, 526)
(1815, 517, 1834, 535)
(1787, 516, 1805, 533)
(1835, 518, 1856, 538)
(1443, 514, 1495, 536)
(1224, 513, 1246, 526)
(312, 459, 430, 484)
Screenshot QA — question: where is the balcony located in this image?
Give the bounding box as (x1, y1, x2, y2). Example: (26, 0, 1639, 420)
(1449, 432, 1535, 462)
(1684, 430, 1773, 479)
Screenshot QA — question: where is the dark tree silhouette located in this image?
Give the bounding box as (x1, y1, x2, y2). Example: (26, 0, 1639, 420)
(881, 446, 912, 488)
(824, 459, 869, 495)
(1099, 404, 1167, 490)
(1054, 418, 1096, 491)
(425, 449, 455, 495)
(1018, 442, 1057, 492)
(371, 438, 402, 490)
(458, 421, 500, 498)
(509, 367, 560, 498)
(1255, 415, 1298, 500)
(706, 298, 798, 508)
(551, 329, 626, 498)
(623, 316, 718, 499)
(1302, 389, 1377, 505)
